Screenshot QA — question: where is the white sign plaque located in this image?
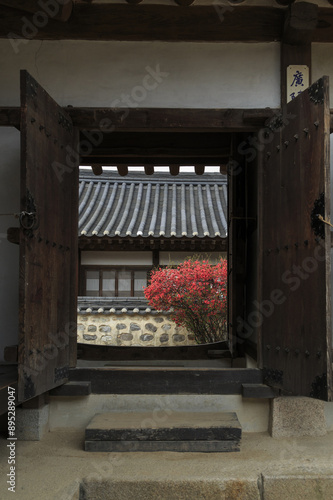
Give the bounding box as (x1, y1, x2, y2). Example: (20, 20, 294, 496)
(286, 65, 309, 103)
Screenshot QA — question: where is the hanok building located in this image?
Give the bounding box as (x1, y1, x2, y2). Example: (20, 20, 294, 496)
(77, 170, 228, 347)
(0, 0, 332, 460)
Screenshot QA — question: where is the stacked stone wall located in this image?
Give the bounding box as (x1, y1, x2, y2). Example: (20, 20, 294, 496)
(77, 313, 196, 347)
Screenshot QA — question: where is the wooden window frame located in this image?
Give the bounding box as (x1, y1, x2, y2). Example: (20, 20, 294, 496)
(81, 265, 151, 298)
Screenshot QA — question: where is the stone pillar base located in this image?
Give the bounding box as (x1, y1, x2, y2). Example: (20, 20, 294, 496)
(270, 396, 327, 438)
(16, 404, 49, 441)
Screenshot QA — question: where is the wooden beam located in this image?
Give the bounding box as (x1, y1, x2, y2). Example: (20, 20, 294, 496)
(92, 165, 103, 176)
(0, 107, 280, 131)
(0, 0, 73, 22)
(1, 4, 333, 43)
(80, 157, 228, 166)
(69, 366, 262, 395)
(170, 165, 180, 176)
(283, 2, 318, 45)
(83, 146, 231, 158)
(76, 341, 229, 362)
(1, 4, 284, 42)
(117, 165, 128, 176)
(69, 108, 280, 132)
(195, 165, 205, 175)
(2, 106, 333, 133)
(144, 164, 154, 175)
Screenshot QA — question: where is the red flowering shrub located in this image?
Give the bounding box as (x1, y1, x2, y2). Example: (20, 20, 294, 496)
(144, 258, 228, 344)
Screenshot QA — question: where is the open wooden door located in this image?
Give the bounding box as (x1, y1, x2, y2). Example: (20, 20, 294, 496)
(18, 71, 79, 403)
(260, 76, 332, 400)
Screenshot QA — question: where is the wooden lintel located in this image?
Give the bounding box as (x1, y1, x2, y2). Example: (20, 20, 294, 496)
(0, 0, 73, 22)
(68, 108, 280, 132)
(2, 106, 333, 133)
(283, 2, 318, 45)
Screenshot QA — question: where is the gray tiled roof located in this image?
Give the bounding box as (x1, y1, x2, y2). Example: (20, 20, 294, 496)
(79, 171, 228, 239)
(78, 297, 169, 316)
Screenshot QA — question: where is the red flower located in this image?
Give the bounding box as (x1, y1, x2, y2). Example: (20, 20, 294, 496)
(144, 258, 227, 343)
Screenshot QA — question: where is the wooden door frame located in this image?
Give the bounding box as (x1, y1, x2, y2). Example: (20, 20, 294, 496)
(3, 103, 332, 401)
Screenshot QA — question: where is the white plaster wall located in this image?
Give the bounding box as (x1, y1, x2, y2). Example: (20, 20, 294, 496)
(0, 40, 280, 108)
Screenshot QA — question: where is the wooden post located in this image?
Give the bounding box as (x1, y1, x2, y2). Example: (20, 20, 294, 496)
(281, 2, 317, 107)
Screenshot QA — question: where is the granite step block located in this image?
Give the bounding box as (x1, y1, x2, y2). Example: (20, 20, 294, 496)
(85, 411, 242, 452)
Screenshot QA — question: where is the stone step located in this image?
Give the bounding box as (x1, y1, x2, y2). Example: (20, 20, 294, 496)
(85, 411, 242, 452)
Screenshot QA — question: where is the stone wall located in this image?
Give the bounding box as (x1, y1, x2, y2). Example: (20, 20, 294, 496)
(77, 313, 196, 347)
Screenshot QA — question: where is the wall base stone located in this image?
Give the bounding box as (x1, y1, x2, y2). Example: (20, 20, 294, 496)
(270, 397, 327, 438)
(15, 404, 49, 441)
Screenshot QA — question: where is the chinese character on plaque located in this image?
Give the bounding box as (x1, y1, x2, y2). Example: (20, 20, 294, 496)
(286, 65, 309, 103)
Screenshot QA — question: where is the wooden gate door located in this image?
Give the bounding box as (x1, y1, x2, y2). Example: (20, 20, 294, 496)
(18, 71, 79, 403)
(260, 76, 332, 400)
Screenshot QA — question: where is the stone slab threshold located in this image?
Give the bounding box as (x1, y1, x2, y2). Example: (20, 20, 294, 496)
(85, 411, 242, 452)
(1, 430, 332, 500)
